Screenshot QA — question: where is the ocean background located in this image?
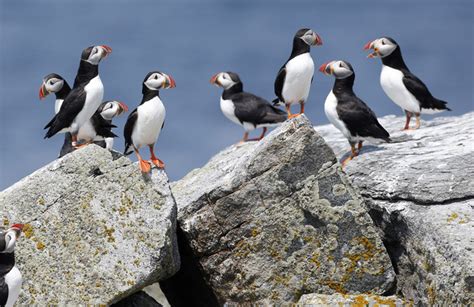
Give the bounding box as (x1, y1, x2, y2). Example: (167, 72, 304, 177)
(0, 0, 472, 189)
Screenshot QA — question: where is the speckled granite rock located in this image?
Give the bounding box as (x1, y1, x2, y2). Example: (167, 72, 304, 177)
(172, 115, 395, 304)
(298, 293, 409, 306)
(0, 145, 179, 305)
(315, 112, 474, 305)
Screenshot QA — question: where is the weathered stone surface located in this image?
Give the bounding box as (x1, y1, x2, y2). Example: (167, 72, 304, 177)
(298, 293, 409, 306)
(172, 115, 395, 304)
(0, 145, 180, 305)
(315, 112, 474, 305)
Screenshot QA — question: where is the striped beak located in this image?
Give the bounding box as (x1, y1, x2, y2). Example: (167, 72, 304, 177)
(364, 40, 379, 58)
(99, 45, 112, 58)
(210, 73, 220, 86)
(39, 83, 48, 100)
(319, 61, 333, 75)
(162, 74, 176, 89)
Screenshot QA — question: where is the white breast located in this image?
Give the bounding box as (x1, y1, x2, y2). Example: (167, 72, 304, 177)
(131, 96, 166, 149)
(282, 53, 314, 105)
(324, 91, 352, 140)
(54, 99, 64, 114)
(76, 119, 97, 142)
(220, 98, 242, 127)
(380, 65, 420, 113)
(5, 265, 22, 307)
(71, 76, 104, 133)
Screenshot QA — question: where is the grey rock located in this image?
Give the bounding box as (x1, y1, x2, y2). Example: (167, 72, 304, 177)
(0, 145, 180, 305)
(315, 112, 474, 305)
(298, 293, 408, 306)
(172, 115, 395, 304)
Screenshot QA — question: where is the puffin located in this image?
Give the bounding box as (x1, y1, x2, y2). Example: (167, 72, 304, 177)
(319, 60, 391, 166)
(40, 73, 126, 155)
(97, 100, 129, 149)
(210, 71, 286, 142)
(364, 37, 451, 130)
(124, 71, 176, 173)
(273, 28, 323, 118)
(0, 224, 24, 307)
(44, 45, 112, 147)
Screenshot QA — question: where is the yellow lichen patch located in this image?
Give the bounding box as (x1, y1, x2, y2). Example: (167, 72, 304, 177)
(372, 295, 398, 307)
(270, 249, 282, 260)
(23, 223, 34, 239)
(36, 241, 45, 250)
(273, 274, 290, 286)
(103, 225, 116, 243)
(95, 282, 102, 288)
(322, 280, 346, 294)
(118, 205, 128, 216)
(447, 212, 458, 223)
(234, 240, 256, 258)
(427, 285, 436, 305)
(351, 295, 369, 306)
(127, 280, 135, 286)
(251, 227, 261, 237)
(133, 259, 141, 266)
(37, 196, 45, 206)
(309, 252, 320, 268)
(3, 218, 9, 227)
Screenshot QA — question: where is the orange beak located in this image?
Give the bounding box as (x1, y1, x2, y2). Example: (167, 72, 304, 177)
(118, 101, 129, 113)
(166, 75, 176, 88)
(100, 45, 112, 58)
(314, 33, 323, 46)
(39, 83, 48, 100)
(210, 73, 219, 85)
(364, 40, 374, 50)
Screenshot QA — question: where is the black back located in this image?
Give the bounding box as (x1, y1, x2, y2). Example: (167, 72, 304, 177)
(332, 73, 390, 142)
(223, 80, 286, 127)
(381, 38, 450, 111)
(44, 59, 100, 138)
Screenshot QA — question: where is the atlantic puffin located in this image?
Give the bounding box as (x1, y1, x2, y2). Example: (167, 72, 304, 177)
(0, 224, 24, 307)
(124, 71, 176, 173)
(40, 73, 126, 155)
(44, 45, 112, 146)
(273, 28, 322, 118)
(364, 37, 450, 130)
(210, 72, 286, 142)
(319, 60, 391, 166)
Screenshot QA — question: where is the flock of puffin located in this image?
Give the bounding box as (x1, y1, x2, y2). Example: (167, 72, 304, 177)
(1, 28, 450, 306)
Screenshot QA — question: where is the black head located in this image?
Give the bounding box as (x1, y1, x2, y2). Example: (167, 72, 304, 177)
(142, 71, 176, 93)
(319, 60, 354, 79)
(364, 36, 399, 58)
(80, 45, 112, 65)
(294, 28, 323, 46)
(39, 73, 67, 100)
(0, 224, 23, 253)
(210, 71, 242, 90)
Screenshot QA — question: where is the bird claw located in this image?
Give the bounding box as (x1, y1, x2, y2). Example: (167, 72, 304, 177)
(151, 158, 165, 169)
(139, 160, 151, 173)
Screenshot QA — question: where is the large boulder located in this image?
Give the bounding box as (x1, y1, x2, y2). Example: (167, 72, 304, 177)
(172, 115, 395, 304)
(0, 145, 180, 305)
(316, 112, 474, 305)
(298, 293, 408, 306)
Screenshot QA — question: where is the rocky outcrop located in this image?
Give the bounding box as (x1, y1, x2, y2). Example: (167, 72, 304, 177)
(298, 293, 408, 306)
(171, 115, 395, 304)
(0, 145, 180, 305)
(316, 112, 474, 305)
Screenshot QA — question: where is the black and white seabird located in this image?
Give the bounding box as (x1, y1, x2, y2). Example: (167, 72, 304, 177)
(210, 72, 286, 142)
(319, 60, 391, 166)
(364, 37, 451, 130)
(273, 28, 322, 118)
(40, 73, 126, 155)
(0, 224, 24, 307)
(124, 71, 176, 173)
(44, 45, 112, 146)
(97, 100, 129, 149)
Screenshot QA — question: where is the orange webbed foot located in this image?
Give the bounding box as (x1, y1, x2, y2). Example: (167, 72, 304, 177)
(139, 159, 152, 173)
(151, 157, 165, 169)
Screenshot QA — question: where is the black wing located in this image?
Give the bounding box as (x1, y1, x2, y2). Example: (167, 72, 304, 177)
(273, 65, 286, 105)
(44, 87, 86, 138)
(123, 108, 138, 155)
(232, 92, 286, 126)
(0, 276, 7, 306)
(91, 112, 117, 138)
(402, 72, 450, 111)
(337, 95, 390, 142)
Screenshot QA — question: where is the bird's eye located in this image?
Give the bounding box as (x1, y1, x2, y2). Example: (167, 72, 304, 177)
(49, 80, 54, 85)
(339, 62, 343, 68)
(381, 40, 385, 45)
(154, 74, 158, 80)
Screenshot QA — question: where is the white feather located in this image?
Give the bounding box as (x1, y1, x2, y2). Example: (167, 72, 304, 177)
(324, 91, 351, 140)
(380, 65, 420, 113)
(54, 99, 63, 114)
(282, 53, 314, 105)
(131, 96, 166, 148)
(70, 75, 104, 134)
(5, 266, 22, 307)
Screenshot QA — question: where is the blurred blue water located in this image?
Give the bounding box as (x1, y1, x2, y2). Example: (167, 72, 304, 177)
(1, 0, 472, 189)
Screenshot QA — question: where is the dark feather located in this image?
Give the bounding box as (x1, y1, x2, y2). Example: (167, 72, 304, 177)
(230, 92, 286, 126)
(0, 277, 7, 306)
(44, 88, 86, 138)
(123, 109, 138, 155)
(402, 72, 450, 111)
(273, 66, 286, 105)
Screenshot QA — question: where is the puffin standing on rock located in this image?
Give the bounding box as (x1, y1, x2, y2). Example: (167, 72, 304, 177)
(1, 224, 24, 307)
(364, 37, 450, 130)
(273, 28, 323, 118)
(124, 71, 176, 173)
(210, 72, 286, 142)
(40, 73, 127, 155)
(44, 45, 112, 147)
(319, 60, 391, 166)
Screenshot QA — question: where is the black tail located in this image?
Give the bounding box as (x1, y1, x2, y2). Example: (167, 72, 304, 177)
(44, 121, 63, 139)
(272, 98, 283, 106)
(123, 142, 133, 156)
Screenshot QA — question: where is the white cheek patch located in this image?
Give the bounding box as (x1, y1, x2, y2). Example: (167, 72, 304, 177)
(145, 78, 163, 90)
